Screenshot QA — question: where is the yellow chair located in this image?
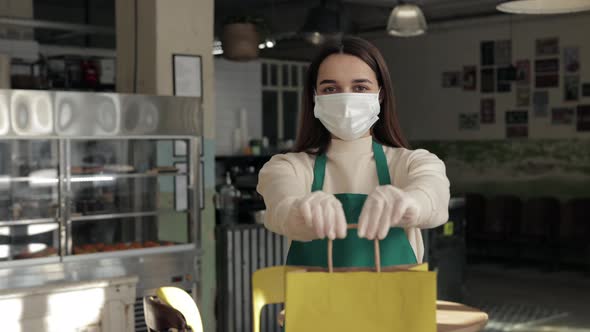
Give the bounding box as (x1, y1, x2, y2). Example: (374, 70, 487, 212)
(252, 266, 302, 332)
(143, 295, 190, 331)
(155, 286, 203, 332)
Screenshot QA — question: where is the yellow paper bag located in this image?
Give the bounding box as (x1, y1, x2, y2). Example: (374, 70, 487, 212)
(285, 240, 437, 332)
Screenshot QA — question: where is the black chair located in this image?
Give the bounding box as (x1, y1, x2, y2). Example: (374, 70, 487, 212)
(479, 195, 522, 263)
(559, 198, 590, 271)
(465, 193, 486, 261)
(519, 197, 561, 269)
(143, 296, 192, 332)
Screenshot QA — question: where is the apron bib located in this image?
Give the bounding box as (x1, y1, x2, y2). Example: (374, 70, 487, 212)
(286, 141, 417, 268)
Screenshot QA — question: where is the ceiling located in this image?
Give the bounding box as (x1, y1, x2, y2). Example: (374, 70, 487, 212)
(215, 0, 505, 33)
(24, 0, 506, 59)
(215, 0, 506, 59)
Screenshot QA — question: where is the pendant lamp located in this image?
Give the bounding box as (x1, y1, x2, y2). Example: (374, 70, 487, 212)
(497, 0, 590, 14)
(300, 0, 343, 45)
(386, 3, 427, 37)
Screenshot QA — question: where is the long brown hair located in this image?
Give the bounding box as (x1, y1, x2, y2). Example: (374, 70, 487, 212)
(293, 36, 409, 155)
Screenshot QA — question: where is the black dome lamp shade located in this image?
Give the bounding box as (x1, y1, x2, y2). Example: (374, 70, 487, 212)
(300, 0, 343, 45)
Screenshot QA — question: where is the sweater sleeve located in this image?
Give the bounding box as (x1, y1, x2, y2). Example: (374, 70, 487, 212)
(256, 153, 317, 241)
(398, 149, 451, 229)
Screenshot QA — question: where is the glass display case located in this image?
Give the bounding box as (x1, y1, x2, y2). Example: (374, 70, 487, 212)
(0, 90, 203, 308)
(66, 138, 192, 255)
(0, 139, 60, 262)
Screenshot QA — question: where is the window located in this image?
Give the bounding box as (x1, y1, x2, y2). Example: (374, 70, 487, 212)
(261, 60, 308, 147)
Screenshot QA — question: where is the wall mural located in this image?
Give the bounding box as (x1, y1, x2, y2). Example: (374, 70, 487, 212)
(413, 139, 590, 201)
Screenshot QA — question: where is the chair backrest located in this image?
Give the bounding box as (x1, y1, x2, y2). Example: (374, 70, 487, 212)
(143, 296, 191, 332)
(522, 197, 560, 238)
(156, 287, 203, 332)
(562, 198, 590, 240)
(465, 193, 486, 236)
(252, 266, 302, 332)
(485, 195, 522, 236)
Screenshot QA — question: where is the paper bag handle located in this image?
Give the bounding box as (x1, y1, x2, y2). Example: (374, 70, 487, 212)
(327, 224, 381, 273)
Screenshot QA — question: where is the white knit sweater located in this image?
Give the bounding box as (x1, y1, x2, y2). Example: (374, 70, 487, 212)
(256, 135, 451, 263)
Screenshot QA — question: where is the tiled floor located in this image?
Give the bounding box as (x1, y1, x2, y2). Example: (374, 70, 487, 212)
(463, 264, 590, 332)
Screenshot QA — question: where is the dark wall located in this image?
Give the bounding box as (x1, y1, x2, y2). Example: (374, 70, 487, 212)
(33, 0, 115, 49)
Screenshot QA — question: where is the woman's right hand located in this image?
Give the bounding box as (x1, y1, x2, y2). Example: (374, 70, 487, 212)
(296, 191, 347, 240)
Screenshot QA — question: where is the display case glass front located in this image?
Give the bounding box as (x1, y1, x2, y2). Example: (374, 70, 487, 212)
(0, 223, 59, 260)
(68, 139, 192, 255)
(1, 90, 203, 303)
(0, 140, 60, 261)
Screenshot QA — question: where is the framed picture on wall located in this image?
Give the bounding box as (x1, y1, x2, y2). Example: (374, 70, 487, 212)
(481, 68, 495, 93)
(480, 98, 495, 124)
(506, 125, 528, 138)
(498, 82, 511, 93)
(577, 105, 590, 131)
(442, 71, 462, 87)
(535, 58, 559, 88)
(564, 76, 580, 101)
(172, 54, 203, 98)
(533, 90, 549, 117)
(481, 41, 495, 66)
(463, 66, 477, 90)
(517, 87, 530, 107)
(564, 47, 580, 73)
(506, 110, 528, 125)
(459, 113, 480, 130)
(535, 59, 559, 73)
(497, 67, 513, 93)
(536, 37, 559, 56)
(552, 107, 574, 125)
(516, 60, 530, 85)
(495, 40, 512, 65)
(536, 74, 558, 88)
(533, 90, 549, 105)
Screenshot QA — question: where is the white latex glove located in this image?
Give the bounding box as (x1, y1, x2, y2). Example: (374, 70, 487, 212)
(296, 191, 347, 240)
(358, 185, 421, 240)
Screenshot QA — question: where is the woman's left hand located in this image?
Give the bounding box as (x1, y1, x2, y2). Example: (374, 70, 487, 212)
(357, 185, 421, 240)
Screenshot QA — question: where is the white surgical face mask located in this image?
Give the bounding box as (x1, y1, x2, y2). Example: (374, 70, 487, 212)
(313, 92, 381, 141)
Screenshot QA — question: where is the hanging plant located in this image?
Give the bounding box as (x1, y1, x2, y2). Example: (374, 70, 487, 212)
(222, 15, 269, 61)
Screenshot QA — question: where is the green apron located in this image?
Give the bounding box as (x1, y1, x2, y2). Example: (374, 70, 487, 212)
(285, 141, 418, 268)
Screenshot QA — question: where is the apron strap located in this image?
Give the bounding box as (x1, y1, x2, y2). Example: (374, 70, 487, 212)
(311, 153, 327, 192)
(373, 140, 392, 186)
(311, 140, 392, 191)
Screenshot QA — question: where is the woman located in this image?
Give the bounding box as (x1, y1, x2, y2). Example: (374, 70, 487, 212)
(256, 37, 450, 269)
